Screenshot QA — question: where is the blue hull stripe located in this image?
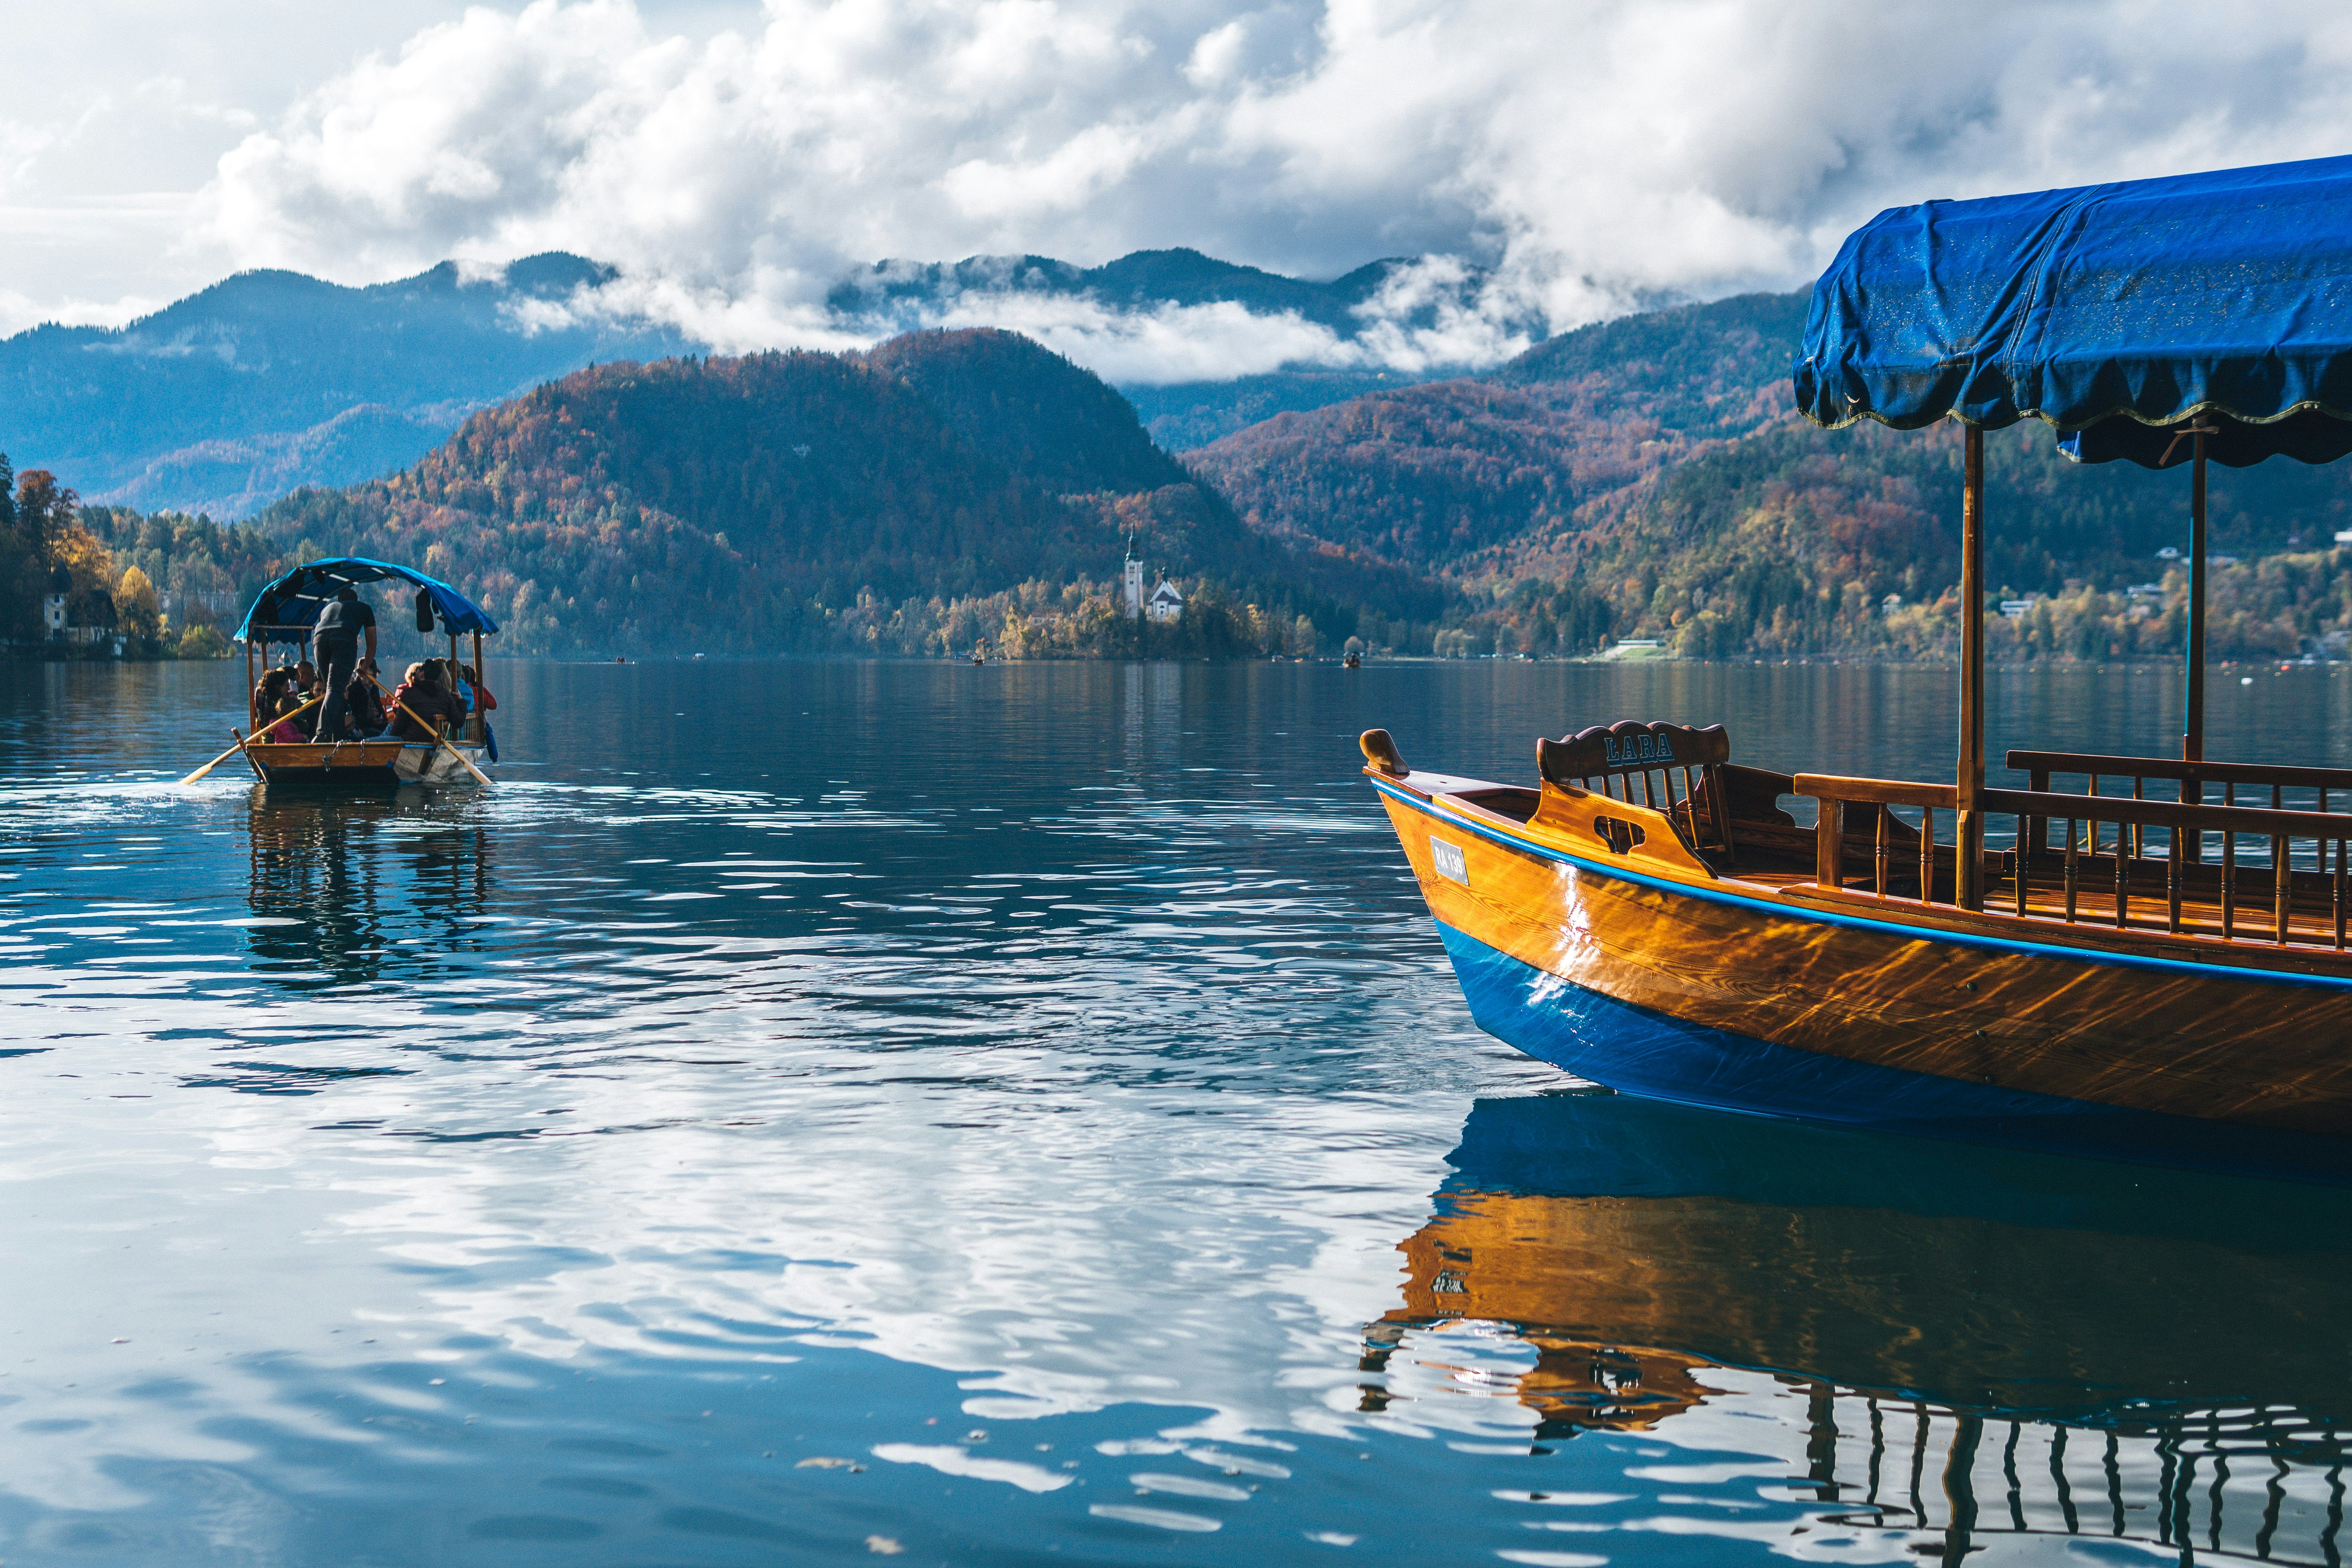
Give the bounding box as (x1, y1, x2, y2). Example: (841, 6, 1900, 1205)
(1433, 917, 2352, 1183)
(1376, 778, 2352, 994)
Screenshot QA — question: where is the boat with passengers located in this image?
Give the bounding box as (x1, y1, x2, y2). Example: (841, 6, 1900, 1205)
(1367, 155, 2352, 1183)
(193, 557, 500, 789)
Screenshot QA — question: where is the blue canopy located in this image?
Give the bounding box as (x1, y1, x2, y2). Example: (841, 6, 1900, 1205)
(1795, 154, 2352, 467)
(235, 557, 500, 646)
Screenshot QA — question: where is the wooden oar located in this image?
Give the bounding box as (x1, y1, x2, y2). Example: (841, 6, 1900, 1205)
(180, 691, 325, 784)
(362, 672, 493, 787)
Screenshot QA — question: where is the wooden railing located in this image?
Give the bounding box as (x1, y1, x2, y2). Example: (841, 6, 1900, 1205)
(2008, 748, 2352, 802)
(1991, 786, 2352, 944)
(1795, 774, 1955, 899)
(2007, 750, 2352, 868)
(1800, 759, 2352, 950)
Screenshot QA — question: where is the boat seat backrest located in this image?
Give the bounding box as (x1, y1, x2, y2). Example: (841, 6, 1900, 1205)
(1540, 720, 1736, 858)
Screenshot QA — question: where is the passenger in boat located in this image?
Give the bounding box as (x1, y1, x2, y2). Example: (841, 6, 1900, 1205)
(342, 660, 389, 739)
(385, 662, 427, 737)
(388, 661, 466, 742)
(312, 587, 378, 740)
(256, 669, 304, 743)
(455, 661, 492, 723)
(288, 660, 321, 739)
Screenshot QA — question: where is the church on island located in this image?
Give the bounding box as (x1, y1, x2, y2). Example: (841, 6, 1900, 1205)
(1120, 548, 1183, 624)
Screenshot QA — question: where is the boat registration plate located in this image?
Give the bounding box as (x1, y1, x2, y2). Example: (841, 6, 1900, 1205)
(1430, 837, 1469, 886)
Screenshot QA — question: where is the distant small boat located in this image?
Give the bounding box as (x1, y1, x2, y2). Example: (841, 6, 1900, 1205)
(214, 557, 497, 790)
(1343, 651, 1361, 669)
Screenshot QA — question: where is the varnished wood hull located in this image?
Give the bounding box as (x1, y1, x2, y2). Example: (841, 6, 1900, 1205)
(1374, 773, 2352, 1181)
(245, 740, 489, 788)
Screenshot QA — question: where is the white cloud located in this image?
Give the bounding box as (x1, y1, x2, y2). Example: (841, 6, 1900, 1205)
(67, 0, 2352, 379)
(0, 286, 165, 340)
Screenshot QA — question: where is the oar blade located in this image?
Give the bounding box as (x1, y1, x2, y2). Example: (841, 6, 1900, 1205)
(179, 740, 246, 786)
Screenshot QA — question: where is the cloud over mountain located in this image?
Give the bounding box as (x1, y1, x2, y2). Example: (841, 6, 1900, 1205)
(32, 1, 2352, 380)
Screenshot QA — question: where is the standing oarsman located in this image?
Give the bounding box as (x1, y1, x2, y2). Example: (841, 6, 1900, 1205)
(312, 586, 378, 740)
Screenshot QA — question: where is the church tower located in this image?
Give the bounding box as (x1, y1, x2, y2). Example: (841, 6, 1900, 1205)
(1122, 539, 1145, 616)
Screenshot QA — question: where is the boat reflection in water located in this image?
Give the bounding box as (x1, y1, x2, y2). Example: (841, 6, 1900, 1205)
(245, 783, 493, 988)
(1371, 1091, 2352, 1564)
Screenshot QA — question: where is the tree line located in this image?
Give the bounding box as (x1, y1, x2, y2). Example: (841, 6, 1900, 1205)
(1403, 418, 2352, 662)
(0, 456, 250, 657)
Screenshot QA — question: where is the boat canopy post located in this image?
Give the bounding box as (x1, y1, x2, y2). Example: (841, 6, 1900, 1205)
(1956, 423, 1986, 910)
(2185, 429, 2209, 764)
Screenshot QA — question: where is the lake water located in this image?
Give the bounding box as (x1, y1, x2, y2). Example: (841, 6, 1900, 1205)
(4, 655, 2351, 1567)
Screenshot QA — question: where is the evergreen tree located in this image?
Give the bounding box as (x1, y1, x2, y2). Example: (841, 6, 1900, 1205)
(0, 454, 39, 641)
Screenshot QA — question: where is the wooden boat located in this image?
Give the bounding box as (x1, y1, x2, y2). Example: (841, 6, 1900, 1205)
(1369, 158, 2352, 1182)
(220, 557, 499, 790)
(233, 737, 489, 786)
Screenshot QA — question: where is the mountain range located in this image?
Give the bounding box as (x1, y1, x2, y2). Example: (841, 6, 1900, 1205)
(2, 255, 693, 517)
(828, 248, 1445, 337)
(1, 247, 1481, 521)
(27, 248, 2352, 664)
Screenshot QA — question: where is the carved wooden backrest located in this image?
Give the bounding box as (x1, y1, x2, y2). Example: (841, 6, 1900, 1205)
(1540, 721, 1736, 859)
(1541, 721, 1730, 780)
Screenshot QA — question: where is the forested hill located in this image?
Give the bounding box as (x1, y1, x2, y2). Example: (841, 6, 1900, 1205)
(1187, 288, 2352, 660)
(861, 329, 1188, 496)
(1186, 290, 1809, 577)
(256, 329, 1412, 657)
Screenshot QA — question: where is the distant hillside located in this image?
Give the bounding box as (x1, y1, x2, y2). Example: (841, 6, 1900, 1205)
(0, 255, 692, 509)
(1191, 382, 1630, 572)
(829, 247, 1480, 338)
(252, 330, 1424, 658)
(1125, 369, 1444, 451)
(99, 405, 465, 521)
(3, 245, 1522, 522)
(1188, 287, 2352, 658)
(1482, 289, 1808, 410)
(1536, 416, 2352, 661)
(1189, 291, 1805, 578)
(835, 247, 1519, 453)
(861, 329, 1188, 496)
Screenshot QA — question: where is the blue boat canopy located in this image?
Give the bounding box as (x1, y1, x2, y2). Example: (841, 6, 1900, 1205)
(235, 557, 500, 646)
(1795, 154, 2352, 468)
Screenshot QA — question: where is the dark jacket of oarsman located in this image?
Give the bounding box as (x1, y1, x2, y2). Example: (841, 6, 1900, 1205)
(313, 589, 379, 740)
